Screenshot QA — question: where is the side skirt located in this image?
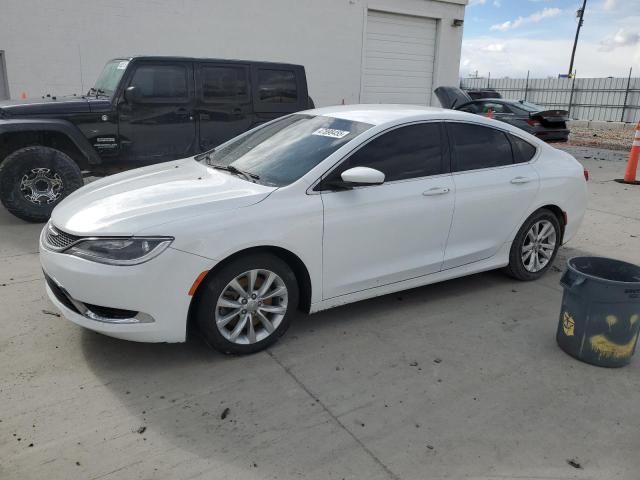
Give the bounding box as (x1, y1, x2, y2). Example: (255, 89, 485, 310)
(309, 242, 512, 314)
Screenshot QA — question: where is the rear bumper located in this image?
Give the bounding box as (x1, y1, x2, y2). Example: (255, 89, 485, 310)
(535, 129, 570, 142)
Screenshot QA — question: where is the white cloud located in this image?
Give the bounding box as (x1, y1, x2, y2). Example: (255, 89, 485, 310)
(603, 0, 616, 11)
(483, 43, 505, 52)
(461, 36, 640, 78)
(468, 0, 487, 6)
(600, 29, 640, 51)
(490, 7, 563, 31)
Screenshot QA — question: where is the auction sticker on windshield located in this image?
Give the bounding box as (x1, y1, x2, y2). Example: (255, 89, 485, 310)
(312, 128, 350, 139)
(117, 61, 129, 70)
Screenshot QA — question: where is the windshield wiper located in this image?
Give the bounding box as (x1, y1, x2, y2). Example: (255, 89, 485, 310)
(210, 163, 260, 182)
(87, 87, 109, 98)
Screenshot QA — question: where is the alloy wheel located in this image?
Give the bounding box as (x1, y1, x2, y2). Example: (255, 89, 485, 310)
(20, 168, 64, 205)
(522, 219, 557, 273)
(215, 269, 288, 345)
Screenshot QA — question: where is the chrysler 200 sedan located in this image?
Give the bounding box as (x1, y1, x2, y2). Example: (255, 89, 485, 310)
(40, 105, 588, 354)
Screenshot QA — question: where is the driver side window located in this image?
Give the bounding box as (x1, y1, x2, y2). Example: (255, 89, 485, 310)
(321, 123, 444, 188)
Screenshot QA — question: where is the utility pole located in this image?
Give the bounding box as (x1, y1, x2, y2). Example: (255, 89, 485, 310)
(568, 0, 587, 76)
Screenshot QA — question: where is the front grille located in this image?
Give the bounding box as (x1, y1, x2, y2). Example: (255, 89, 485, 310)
(45, 224, 82, 251)
(44, 273, 80, 314)
(0, 109, 9, 119)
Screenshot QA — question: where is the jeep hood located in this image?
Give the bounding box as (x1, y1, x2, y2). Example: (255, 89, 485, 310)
(434, 86, 472, 110)
(51, 159, 276, 236)
(0, 96, 93, 116)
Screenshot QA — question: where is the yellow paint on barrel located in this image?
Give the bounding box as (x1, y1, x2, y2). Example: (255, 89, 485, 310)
(589, 333, 639, 361)
(562, 311, 575, 337)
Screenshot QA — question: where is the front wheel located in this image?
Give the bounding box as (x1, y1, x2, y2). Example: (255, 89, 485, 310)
(505, 209, 562, 281)
(196, 253, 299, 355)
(0, 146, 84, 222)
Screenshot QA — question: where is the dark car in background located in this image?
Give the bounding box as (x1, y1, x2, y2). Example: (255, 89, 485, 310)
(466, 88, 502, 100)
(0, 56, 314, 222)
(435, 86, 569, 143)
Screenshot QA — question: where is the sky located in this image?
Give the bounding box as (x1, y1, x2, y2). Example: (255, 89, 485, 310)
(461, 0, 640, 78)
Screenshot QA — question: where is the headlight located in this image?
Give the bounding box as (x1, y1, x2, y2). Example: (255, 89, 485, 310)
(67, 237, 173, 266)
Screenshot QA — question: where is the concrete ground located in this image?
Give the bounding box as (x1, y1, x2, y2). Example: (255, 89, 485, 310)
(1, 146, 639, 480)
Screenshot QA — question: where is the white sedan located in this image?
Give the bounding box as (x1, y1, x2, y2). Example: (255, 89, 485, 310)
(39, 105, 588, 354)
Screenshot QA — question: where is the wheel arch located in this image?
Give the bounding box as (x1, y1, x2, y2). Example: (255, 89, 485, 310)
(186, 245, 313, 336)
(0, 121, 101, 169)
(536, 204, 566, 242)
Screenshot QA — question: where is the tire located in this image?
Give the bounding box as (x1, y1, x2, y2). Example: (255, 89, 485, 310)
(0, 146, 84, 223)
(505, 208, 562, 281)
(196, 253, 299, 355)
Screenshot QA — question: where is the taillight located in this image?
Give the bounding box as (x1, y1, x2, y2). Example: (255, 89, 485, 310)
(583, 168, 589, 181)
(527, 119, 541, 127)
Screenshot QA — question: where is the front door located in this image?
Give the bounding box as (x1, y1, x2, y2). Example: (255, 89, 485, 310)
(320, 122, 455, 299)
(442, 122, 540, 270)
(117, 61, 196, 164)
(195, 63, 253, 151)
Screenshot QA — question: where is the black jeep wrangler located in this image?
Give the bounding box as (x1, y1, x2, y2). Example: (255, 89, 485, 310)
(0, 56, 313, 222)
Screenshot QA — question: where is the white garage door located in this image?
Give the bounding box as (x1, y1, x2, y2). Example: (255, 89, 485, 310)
(361, 10, 437, 105)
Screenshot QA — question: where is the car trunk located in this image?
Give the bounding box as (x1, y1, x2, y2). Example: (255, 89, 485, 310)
(530, 109, 569, 130)
(434, 86, 472, 109)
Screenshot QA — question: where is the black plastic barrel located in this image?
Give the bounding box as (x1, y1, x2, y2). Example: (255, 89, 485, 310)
(557, 256, 640, 367)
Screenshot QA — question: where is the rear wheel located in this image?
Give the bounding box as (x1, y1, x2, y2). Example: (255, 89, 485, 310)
(505, 209, 562, 281)
(196, 253, 299, 354)
(0, 146, 83, 222)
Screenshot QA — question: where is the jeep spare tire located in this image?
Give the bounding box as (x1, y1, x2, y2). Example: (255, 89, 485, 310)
(0, 146, 84, 223)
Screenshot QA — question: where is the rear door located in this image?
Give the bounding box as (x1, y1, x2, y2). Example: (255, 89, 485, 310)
(195, 62, 253, 151)
(442, 122, 540, 269)
(251, 65, 308, 125)
(117, 61, 196, 164)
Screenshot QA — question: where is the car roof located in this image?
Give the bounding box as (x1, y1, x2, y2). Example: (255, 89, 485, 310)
(112, 56, 303, 68)
(307, 104, 488, 126)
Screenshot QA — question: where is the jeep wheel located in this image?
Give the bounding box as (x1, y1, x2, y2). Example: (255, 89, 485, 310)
(0, 146, 84, 223)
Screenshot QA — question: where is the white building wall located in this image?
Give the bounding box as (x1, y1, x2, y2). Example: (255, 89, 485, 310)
(0, 0, 466, 106)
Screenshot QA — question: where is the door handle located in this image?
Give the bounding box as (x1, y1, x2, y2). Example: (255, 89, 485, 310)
(510, 176, 532, 184)
(422, 187, 450, 196)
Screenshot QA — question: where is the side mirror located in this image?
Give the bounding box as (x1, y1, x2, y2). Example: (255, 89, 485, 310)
(340, 167, 385, 186)
(124, 85, 141, 104)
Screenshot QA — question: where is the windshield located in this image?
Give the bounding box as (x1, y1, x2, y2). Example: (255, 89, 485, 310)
(198, 114, 373, 187)
(92, 60, 129, 96)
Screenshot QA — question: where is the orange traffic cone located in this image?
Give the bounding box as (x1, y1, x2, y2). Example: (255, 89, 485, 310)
(20, 91, 27, 99)
(616, 121, 640, 185)
(486, 108, 494, 119)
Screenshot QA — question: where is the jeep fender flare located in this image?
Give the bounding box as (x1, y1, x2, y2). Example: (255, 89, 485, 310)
(0, 118, 102, 165)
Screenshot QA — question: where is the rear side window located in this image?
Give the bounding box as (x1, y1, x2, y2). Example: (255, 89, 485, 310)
(480, 102, 510, 114)
(328, 123, 443, 183)
(130, 64, 188, 100)
(449, 123, 512, 171)
(258, 69, 297, 103)
(510, 134, 537, 163)
(200, 66, 248, 101)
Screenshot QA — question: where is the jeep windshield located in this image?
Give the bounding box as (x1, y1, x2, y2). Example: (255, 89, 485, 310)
(91, 59, 129, 97)
(197, 114, 373, 187)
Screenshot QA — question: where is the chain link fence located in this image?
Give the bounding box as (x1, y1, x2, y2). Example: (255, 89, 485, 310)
(460, 75, 640, 124)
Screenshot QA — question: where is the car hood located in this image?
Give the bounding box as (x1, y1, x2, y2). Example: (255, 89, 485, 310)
(0, 96, 93, 116)
(434, 86, 472, 109)
(51, 159, 276, 236)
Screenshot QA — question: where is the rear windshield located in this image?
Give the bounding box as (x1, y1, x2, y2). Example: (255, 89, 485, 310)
(199, 114, 373, 187)
(513, 101, 543, 112)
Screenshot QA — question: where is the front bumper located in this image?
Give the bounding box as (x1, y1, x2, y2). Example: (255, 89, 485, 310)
(40, 241, 214, 343)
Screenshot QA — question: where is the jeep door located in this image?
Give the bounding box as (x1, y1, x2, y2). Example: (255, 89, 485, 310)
(195, 62, 254, 151)
(117, 61, 196, 164)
